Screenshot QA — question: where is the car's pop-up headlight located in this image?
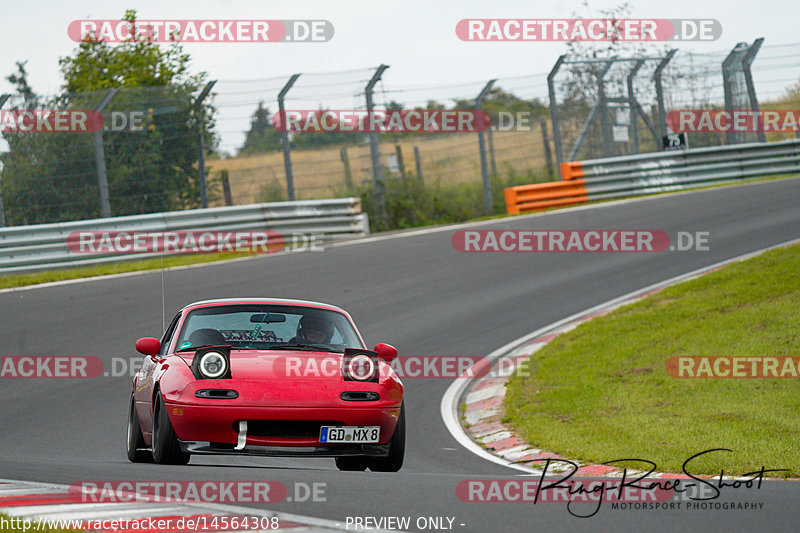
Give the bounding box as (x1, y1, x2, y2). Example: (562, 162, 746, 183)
(342, 348, 379, 382)
(191, 346, 232, 380)
(200, 352, 226, 378)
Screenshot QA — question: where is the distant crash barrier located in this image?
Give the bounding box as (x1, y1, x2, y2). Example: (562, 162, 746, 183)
(505, 138, 800, 214)
(0, 198, 369, 274)
(504, 180, 589, 214)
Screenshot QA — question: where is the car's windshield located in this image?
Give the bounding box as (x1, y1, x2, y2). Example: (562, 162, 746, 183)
(173, 304, 364, 353)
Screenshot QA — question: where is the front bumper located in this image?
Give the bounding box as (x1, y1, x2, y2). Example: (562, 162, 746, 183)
(179, 440, 390, 457)
(166, 403, 401, 447)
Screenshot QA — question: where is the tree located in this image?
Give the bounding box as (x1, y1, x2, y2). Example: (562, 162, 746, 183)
(424, 100, 446, 111)
(0, 9, 216, 225)
(386, 100, 404, 111)
(454, 87, 547, 125)
(60, 9, 215, 215)
(59, 13, 196, 93)
(1, 62, 98, 224)
(6, 61, 35, 102)
(238, 102, 283, 156)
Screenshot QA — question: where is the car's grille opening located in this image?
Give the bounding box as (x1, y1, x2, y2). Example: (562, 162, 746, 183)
(341, 391, 380, 401)
(196, 389, 239, 399)
(241, 420, 343, 439)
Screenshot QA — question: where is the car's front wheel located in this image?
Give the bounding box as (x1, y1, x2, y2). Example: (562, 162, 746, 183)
(152, 393, 190, 465)
(126, 392, 152, 463)
(368, 402, 405, 472)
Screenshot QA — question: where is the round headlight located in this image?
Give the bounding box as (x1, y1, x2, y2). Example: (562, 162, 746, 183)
(347, 354, 375, 381)
(199, 351, 227, 379)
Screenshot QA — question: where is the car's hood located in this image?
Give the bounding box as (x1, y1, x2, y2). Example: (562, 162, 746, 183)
(165, 349, 402, 408)
(179, 349, 345, 380)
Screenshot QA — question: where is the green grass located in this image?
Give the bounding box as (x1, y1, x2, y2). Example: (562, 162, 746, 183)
(0, 252, 255, 290)
(504, 243, 800, 477)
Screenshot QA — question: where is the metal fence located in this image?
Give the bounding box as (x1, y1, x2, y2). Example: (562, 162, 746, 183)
(0, 84, 215, 227)
(546, 39, 783, 164)
(0, 198, 368, 274)
(505, 138, 800, 213)
(1, 39, 799, 228)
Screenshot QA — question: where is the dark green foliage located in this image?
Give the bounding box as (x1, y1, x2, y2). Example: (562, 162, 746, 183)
(359, 168, 543, 232)
(238, 102, 283, 155)
(1, 10, 214, 224)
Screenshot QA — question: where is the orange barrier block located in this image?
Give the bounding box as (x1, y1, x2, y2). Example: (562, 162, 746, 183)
(559, 161, 584, 180)
(504, 180, 588, 214)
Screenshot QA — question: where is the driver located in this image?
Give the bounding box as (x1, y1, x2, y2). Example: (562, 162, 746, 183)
(293, 315, 334, 345)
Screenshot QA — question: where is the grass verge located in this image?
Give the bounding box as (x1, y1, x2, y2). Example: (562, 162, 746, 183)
(504, 242, 800, 477)
(0, 253, 254, 290)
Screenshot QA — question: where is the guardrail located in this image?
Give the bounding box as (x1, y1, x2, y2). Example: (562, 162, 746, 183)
(504, 180, 589, 215)
(0, 198, 369, 274)
(505, 139, 800, 214)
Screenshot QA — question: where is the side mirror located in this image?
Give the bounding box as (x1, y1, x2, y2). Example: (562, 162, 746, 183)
(135, 337, 161, 357)
(373, 343, 398, 363)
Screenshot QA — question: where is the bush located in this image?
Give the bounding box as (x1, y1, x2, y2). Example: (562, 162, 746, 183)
(257, 177, 288, 202)
(359, 168, 547, 232)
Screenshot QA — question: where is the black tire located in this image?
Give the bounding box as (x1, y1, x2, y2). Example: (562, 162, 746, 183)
(335, 456, 369, 471)
(368, 402, 405, 472)
(127, 392, 153, 463)
(152, 393, 190, 465)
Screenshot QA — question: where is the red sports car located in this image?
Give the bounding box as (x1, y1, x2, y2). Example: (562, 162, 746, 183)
(127, 298, 404, 471)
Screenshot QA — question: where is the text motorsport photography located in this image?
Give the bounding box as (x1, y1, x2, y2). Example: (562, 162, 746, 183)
(458, 449, 780, 518)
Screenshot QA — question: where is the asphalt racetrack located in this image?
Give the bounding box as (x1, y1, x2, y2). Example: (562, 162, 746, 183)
(1, 178, 799, 532)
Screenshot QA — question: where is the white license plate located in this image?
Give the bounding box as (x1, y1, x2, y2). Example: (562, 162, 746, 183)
(319, 426, 380, 443)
